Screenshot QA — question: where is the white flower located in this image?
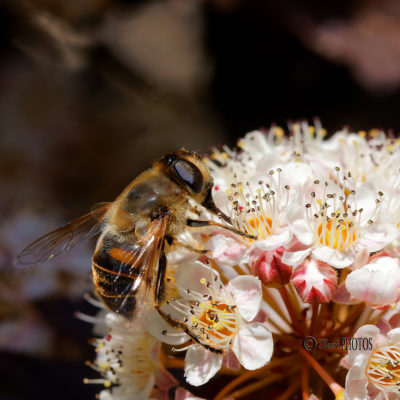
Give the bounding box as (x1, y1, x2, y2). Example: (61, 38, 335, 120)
(344, 321, 400, 400)
(84, 311, 177, 400)
(154, 260, 273, 386)
(283, 180, 398, 269)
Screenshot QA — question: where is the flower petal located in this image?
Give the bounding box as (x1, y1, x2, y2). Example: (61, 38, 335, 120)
(287, 208, 314, 246)
(347, 325, 379, 365)
(184, 345, 223, 386)
(345, 257, 400, 306)
(387, 327, 400, 346)
(358, 223, 399, 253)
(228, 276, 262, 321)
(144, 309, 189, 345)
(254, 229, 292, 251)
(175, 260, 221, 298)
(232, 323, 273, 370)
(206, 234, 247, 266)
(333, 282, 360, 305)
(282, 248, 312, 267)
(312, 246, 354, 269)
(344, 361, 369, 400)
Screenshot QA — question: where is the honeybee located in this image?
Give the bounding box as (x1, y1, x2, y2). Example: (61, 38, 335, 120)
(15, 150, 254, 344)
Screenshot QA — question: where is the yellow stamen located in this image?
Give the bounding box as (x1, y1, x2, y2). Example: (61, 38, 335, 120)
(248, 216, 273, 239)
(274, 126, 284, 139)
(317, 219, 357, 251)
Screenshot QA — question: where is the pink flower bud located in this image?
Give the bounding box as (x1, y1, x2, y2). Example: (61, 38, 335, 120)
(333, 282, 360, 305)
(252, 247, 292, 288)
(292, 259, 338, 303)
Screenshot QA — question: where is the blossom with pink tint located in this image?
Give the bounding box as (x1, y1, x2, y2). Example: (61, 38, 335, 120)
(333, 282, 360, 305)
(345, 256, 400, 307)
(251, 247, 292, 288)
(343, 316, 400, 400)
(204, 233, 248, 279)
(84, 311, 177, 400)
(291, 258, 338, 303)
(153, 260, 273, 386)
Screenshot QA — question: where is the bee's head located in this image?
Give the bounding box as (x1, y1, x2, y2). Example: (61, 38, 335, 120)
(155, 149, 231, 223)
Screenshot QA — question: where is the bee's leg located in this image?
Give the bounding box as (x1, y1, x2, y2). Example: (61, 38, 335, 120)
(154, 244, 222, 354)
(165, 235, 208, 254)
(155, 245, 167, 306)
(186, 219, 257, 240)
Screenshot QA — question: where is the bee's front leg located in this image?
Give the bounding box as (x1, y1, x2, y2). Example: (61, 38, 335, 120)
(186, 219, 257, 240)
(165, 235, 208, 254)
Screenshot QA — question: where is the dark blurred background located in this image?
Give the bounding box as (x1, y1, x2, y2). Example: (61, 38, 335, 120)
(1, 0, 400, 399)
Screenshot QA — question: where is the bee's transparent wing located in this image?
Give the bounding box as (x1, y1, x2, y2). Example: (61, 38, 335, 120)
(94, 214, 169, 319)
(14, 203, 111, 268)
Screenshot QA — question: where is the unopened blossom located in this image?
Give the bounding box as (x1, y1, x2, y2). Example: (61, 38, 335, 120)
(345, 255, 400, 308)
(292, 258, 338, 303)
(251, 246, 292, 288)
(152, 260, 273, 386)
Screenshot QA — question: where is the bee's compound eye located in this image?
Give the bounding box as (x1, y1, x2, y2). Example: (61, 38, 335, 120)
(173, 160, 204, 193)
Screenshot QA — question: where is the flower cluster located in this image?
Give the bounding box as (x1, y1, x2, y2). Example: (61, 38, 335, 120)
(84, 122, 400, 399)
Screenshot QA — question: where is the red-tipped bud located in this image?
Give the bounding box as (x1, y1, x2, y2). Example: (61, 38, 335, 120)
(252, 247, 292, 288)
(292, 259, 337, 303)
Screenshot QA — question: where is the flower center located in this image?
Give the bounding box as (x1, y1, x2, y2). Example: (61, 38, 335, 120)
(191, 300, 238, 345)
(188, 278, 239, 348)
(224, 175, 290, 241)
(366, 344, 400, 393)
(85, 329, 157, 394)
(317, 218, 357, 251)
(305, 182, 365, 252)
(248, 215, 273, 239)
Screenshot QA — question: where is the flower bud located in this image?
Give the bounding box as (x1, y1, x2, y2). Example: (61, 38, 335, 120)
(292, 258, 338, 303)
(252, 247, 292, 288)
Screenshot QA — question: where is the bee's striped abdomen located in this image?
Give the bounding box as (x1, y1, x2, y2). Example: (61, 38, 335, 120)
(92, 233, 142, 318)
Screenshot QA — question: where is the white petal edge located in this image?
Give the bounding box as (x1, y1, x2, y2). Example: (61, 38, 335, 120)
(254, 229, 292, 250)
(345, 257, 400, 305)
(347, 325, 379, 365)
(387, 327, 400, 345)
(184, 345, 223, 386)
(144, 309, 189, 345)
(229, 276, 262, 322)
(232, 323, 273, 370)
(344, 362, 369, 400)
(282, 248, 311, 267)
(175, 260, 222, 298)
(312, 246, 354, 269)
